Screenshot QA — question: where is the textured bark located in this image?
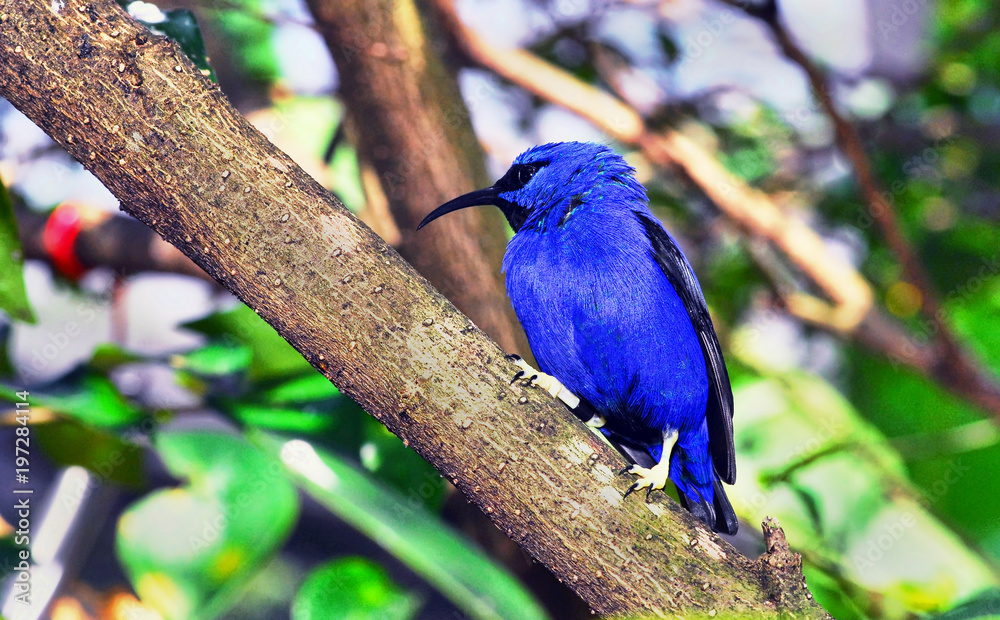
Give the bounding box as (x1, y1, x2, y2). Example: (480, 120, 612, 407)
(307, 0, 528, 356)
(0, 1, 828, 616)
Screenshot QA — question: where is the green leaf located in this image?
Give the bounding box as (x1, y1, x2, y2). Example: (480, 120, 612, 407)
(182, 305, 312, 380)
(175, 341, 252, 376)
(262, 373, 340, 405)
(801, 564, 867, 620)
(117, 430, 299, 620)
(28, 372, 142, 427)
(88, 343, 142, 373)
(0, 180, 34, 323)
(124, 2, 217, 82)
(251, 431, 548, 620)
(36, 418, 144, 487)
(292, 558, 420, 620)
(211, 1, 279, 86)
(933, 589, 1000, 619)
(222, 401, 333, 434)
(358, 417, 445, 510)
(157, 10, 216, 81)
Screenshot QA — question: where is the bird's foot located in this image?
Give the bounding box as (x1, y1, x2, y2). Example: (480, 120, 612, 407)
(622, 432, 678, 502)
(506, 354, 581, 409)
(622, 461, 672, 502)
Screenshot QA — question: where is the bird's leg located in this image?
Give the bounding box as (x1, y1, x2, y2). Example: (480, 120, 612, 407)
(622, 431, 678, 502)
(506, 354, 606, 426)
(507, 353, 579, 405)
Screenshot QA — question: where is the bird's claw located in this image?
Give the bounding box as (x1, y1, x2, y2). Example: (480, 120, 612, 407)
(622, 482, 656, 502)
(506, 354, 581, 409)
(620, 462, 671, 502)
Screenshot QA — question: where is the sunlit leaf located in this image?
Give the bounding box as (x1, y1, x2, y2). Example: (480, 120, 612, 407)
(262, 373, 339, 405)
(222, 401, 332, 434)
(175, 341, 252, 376)
(117, 431, 299, 620)
(182, 305, 312, 380)
(27, 372, 143, 427)
(251, 431, 548, 620)
(0, 180, 34, 323)
(291, 558, 420, 620)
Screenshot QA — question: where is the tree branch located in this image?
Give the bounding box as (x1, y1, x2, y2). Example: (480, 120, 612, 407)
(15, 201, 212, 281)
(720, 1, 1000, 415)
(0, 0, 827, 615)
(304, 0, 528, 355)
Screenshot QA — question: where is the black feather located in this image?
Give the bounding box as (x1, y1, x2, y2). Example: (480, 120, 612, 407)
(635, 212, 736, 485)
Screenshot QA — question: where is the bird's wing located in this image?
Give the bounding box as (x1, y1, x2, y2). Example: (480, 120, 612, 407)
(635, 212, 736, 484)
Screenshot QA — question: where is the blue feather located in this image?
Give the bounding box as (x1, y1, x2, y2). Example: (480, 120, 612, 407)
(419, 141, 737, 534)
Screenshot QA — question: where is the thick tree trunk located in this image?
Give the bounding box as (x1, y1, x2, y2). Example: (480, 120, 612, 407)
(0, 1, 828, 616)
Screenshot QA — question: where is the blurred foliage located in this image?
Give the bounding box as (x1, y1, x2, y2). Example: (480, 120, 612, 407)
(206, 0, 281, 87)
(727, 351, 998, 618)
(1, 0, 1000, 618)
(255, 431, 548, 620)
(117, 431, 299, 620)
(0, 178, 33, 323)
(291, 558, 421, 620)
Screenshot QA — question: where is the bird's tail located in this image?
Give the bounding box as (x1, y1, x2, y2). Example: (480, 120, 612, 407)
(677, 475, 738, 535)
(677, 474, 740, 536)
(671, 441, 738, 535)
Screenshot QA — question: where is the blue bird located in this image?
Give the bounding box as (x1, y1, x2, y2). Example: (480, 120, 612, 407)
(419, 142, 737, 534)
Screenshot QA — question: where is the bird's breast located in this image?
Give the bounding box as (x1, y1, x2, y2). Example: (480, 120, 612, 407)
(502, 214, 708, 436)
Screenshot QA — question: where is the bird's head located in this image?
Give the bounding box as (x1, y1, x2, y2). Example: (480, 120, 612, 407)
(418, 141, 646, 233)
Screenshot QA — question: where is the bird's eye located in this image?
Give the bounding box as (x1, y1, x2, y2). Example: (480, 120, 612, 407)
(517, 164, 540, 185)
(497, 161, 547, 193)
(495, 160, 549, 193)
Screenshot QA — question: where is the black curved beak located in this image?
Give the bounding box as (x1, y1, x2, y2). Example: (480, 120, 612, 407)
(417, 187, 500, 230)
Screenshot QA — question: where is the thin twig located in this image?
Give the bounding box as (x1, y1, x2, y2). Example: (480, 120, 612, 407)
(721, 0, 1000, 415)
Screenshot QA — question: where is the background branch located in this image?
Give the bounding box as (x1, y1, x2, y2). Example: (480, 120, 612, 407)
(304, 0, 528, 356)
(14, 201, 212, 281)
(721, 0, 1000, 416)
(429, 0, 1000, 419)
